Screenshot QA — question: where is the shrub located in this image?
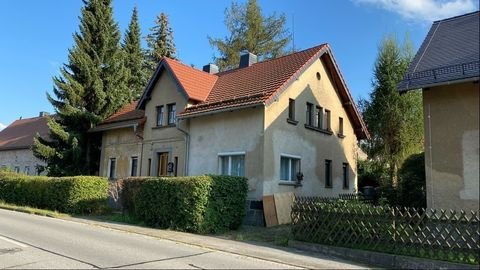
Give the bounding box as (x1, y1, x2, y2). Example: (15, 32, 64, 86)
(121, 177, 147, 214)
(397, 152, 426, 208)
(202, 175, 248, 233)
(131, 175, 248, 233)
(0, 172, 108, 214)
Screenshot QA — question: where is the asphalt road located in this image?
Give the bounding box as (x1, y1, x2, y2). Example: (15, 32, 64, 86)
(0, 209, 300, 269)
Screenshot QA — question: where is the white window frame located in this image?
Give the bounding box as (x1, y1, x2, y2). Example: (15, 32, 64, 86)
(130, 156, 139, 177)
(280, 154, 301, 182)
(14, 166, 20, 173)
(218, 151, 246, 176)
(24, 166, 30, 175)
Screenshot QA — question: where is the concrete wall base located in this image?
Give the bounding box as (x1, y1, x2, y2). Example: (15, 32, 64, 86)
(289, 240, 478, 269)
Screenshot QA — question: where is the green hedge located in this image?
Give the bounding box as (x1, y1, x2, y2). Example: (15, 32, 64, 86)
(0, 172, 108, 214)
(129, 175, 248, 233)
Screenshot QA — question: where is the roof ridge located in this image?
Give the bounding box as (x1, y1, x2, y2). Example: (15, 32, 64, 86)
(164, 57, 218, 78)
(216, 43, 329, 76)
(433, 10, 479, 24)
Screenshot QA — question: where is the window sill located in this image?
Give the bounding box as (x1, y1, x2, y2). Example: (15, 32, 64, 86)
(287, 119, 299, 125)
(304, 124, 333, 135)
(325, 185, 332, 189)
(153, 124, 176, 129)
(337, 134, 346, 139)
(279, 181, 302, 187)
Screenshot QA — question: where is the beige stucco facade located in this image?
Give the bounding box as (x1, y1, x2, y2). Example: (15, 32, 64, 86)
(263, 57, 359, 198)
(188, 107, 265, 200)
(188, 57, 359, 200)
(139, 70, 187, 177)
(0, 149, 46, 175)
(99, 70, 188, 179)
(99, 127, 143, 179)
(99, 57, 361, 202)
(423, 82, 479, 211)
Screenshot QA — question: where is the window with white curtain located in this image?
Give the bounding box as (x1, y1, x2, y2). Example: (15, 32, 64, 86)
(280, 155, 301, 181)
(219, 153, 245, 177)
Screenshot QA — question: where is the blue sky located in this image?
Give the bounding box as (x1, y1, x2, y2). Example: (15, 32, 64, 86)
(0, 0, 478, 129)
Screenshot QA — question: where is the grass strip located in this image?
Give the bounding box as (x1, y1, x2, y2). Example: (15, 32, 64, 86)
(0, 201, 69, 218)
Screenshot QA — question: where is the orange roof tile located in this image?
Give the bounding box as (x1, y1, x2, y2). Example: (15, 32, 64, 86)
(182, 44, 327, 115)
(164, 58, 218, 101)
(100, 101, 144, 125)
(0, 116, 50, 150)
(130, 43, 368, 139)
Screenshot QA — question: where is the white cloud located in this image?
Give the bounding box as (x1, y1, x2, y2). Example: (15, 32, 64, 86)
(354, 0, 478, 22)
(0, 122, 5, 131)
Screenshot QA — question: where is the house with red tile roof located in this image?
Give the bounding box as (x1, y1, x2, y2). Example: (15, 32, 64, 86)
(0, 113, 50, 175)
(92, 44, 369, 225)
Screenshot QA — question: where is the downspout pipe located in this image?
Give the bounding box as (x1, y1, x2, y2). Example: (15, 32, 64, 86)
(176, 118, 190, 176)
(134, 123, 145, 177)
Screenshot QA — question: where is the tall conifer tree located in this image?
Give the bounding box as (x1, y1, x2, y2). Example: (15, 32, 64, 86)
(359, 35, 423, 186)
(123, 7, 148, 99)
(145, 12, 177, 72)
(33, 0, 130, 176)
(209, 0, 290, 70)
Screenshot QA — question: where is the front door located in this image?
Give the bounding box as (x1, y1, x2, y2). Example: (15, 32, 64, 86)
(157, 152, 169, 176)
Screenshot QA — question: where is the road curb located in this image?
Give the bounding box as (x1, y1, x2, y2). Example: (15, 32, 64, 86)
(289, 240, 478, 270)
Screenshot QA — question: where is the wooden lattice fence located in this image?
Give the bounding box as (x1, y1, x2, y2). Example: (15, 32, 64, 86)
(291, 196, 480, 265)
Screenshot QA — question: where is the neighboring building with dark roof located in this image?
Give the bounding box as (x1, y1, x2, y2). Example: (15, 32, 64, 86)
(0, 113, 50, 175)
(93, 44, 369, 225)
(398, 11, 479, 211)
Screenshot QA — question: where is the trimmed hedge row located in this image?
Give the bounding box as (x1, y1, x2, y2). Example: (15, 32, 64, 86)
(124, 175, 248, 233)
(0, 172, 108, 214)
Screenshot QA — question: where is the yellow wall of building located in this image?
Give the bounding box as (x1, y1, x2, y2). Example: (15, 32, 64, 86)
(99, 56, 361, 202)
(263, 57, 359, 197)
(188, 107, 265, 200)
(140, 70, 188, 177)
(99, 127, 142, 179)
(423, 81, 479, 211)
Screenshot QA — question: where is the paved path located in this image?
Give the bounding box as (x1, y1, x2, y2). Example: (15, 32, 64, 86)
(0, 209, 369, 269)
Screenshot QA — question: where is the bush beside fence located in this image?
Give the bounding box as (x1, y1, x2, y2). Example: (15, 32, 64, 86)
(0, 172, 108, 214)
(123, 175, 248, 233)
(291, 196, 480, 265)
